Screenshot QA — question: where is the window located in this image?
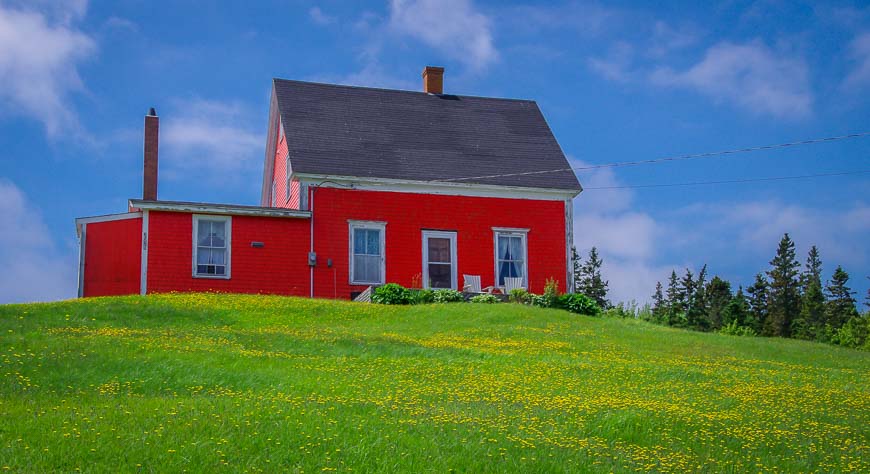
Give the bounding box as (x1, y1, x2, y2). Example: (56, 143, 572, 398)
(193, 215, 231, 278)
(494, 228, 528, 288)
(422, 231, 457, 289)
(285, 155, 292, 202)
(271, 182, 277, 207)
(349, 221, 385, 285)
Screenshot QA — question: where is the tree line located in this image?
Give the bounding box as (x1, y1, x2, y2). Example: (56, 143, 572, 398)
(572, 235, 870, 350)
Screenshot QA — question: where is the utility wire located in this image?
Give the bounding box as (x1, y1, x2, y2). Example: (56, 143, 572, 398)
(433, 131, 870, 183)
(583, 169, 870, 190)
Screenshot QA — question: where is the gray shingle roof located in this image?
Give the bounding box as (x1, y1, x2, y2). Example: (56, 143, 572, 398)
(272, 79, 581, 192)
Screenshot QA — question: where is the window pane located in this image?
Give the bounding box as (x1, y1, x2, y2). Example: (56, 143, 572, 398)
(198, 221, 211, 246)
(366, 229, 380, 255)
(364, 255, 380, 282)
(498, 235, 509, 260)
(197, 247, 210, 265)
(211, 221, 226, 248)
(213, 265, 225, 276)
(428, 263, 451, 288)
(509, 236, 522, 261)
(354, 229, 366, 254)
(211, 248, 226, 265)
(427, 237, 451, 263)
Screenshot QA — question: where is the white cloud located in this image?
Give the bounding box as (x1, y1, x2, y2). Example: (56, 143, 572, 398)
(389, 0, 497, 71)
(0, 179, 76, 303)
(843, 32, 870, 90)
(571, 159, 674, 304)
(161, 99, 262, 178)
(648, 21, 698, 58)
(0, 1, 95, 136)
(308, 6, 336, 26)
(651, 41, 813, 118)
(587, 41, 634, 83)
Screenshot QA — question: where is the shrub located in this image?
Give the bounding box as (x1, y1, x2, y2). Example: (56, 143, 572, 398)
(470, 294, 499, 304)
(832, 316, 869, 349)
(530, 294, 550, 308)
(720, 320, 757, 337)
(410, 289, 435, 305)
(508, 288, 530, 304)
(542, 278, 561, 308)
(560, 293, 600, 316)
(372, 283, 411, 305)
(433, 289, 464, 303)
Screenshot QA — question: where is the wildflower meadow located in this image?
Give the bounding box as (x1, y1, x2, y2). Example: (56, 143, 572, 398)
(0, 293, 867, 472)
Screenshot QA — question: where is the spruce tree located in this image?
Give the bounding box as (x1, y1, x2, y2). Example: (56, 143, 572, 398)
(865, 277, 869, 312)
(578, 247, 610, 309)
(825, 266, 859, 330)
(652, 281, 665, 323)
(746, 273, 769, 333)
(686, 266, 711, 331)
(723, 287, 750, 328)
(705, 276, 732, 330)
(764, 233, 801, 337)
(665, 270, 684, 326)
(794, 246, 825, 340)
(571, 246, 582, 292)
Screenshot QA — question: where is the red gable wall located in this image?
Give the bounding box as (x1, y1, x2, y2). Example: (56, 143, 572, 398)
(145, 211, 310, 296)
(310, 187, 567, 298)
(82, 217, 142, 296)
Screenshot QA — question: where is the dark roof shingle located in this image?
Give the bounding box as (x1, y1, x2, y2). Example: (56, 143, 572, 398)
(272, 79, 581, 191)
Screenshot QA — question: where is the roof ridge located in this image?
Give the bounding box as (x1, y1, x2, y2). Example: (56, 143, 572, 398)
(272, 77, 537, 104)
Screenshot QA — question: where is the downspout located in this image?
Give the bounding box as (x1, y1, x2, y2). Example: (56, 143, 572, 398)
(309, 185, 315, 298)
(77, 224, 86, 298)
(140, 210, 149, 296)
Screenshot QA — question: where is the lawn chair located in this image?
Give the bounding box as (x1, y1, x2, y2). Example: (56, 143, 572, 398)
(503, 277, 525, 294)
(463, 275, 496, 294)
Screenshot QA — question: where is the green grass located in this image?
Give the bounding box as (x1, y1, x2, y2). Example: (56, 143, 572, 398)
(1, 293, 868, 473)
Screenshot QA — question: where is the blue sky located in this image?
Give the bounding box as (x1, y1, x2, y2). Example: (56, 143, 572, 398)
(0, 0, 868, 304)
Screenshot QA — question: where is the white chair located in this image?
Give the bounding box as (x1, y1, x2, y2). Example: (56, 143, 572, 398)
(463, 275, 496, 294)
(503, 277, 524, 294)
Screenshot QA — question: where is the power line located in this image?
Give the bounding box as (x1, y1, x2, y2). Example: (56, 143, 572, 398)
(434, 131, 870, 183)
(583, 169, 870, 190)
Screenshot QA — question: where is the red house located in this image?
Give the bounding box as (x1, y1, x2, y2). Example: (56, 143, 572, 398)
(75, 67, 582, 299)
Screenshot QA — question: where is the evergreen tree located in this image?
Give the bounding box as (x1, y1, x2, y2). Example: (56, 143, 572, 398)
(686, 266, 711, 331)
(794, 246, 825, 340)
(825, 266, 859, 330)
(865, 277, 869, 312)
(651, 281, 665, 323)
(705, 276, 732, 330)
(723, 287, 750, 328)
(578, 247, 610, 309)
(746, 273, 769, 333)
(571, 246, 582, 293)
(665, 270, 684, 326)
(764, 233, 801, 337)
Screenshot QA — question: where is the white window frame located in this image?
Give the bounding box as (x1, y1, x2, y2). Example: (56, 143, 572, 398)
(348, 220, 386, 285)
(493, 227, 529, 289)
(285, 155, 292, 203)
(422, 230, 457, 290)
(192, 214, 232, 279)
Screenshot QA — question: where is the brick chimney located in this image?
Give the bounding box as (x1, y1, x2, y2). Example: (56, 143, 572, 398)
(422, 66, 444, 94)
(143, 107, 159, 201)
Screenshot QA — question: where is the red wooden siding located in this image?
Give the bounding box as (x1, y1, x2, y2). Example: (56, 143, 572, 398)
(310, 187, 567, 298)
(145, 211, 310, 296)
(82, 217, 142, 297)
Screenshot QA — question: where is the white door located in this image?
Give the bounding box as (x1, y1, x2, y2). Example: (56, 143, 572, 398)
(422, 231, 457, 290)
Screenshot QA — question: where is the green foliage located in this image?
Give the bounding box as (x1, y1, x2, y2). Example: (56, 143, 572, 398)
(559, 293, 600, 316)
(651, 281, 666, 323)
(831, 316, 870, 349)
(469, 294, 499, 304)
(720, 320, 758, 337)
(432, 289, 464, 303)
(508, 288, 530, 304)
(576, 247, 610, 309)
(723, 288, 750, 328)
(372, 283, 412, 305)
(746, 273, 769, 334)
(540, 278, 561, 308)
(529, 294, 550, 308)
(411, 289, 435, 305)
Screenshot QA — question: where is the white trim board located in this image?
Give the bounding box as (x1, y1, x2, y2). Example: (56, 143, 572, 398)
(140, 210, 149, 295)
(130, 199, 310, 219)
(296, 173, 581, 201)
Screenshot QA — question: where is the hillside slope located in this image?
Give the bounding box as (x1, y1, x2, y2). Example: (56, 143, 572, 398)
(1, 294, 868, 472)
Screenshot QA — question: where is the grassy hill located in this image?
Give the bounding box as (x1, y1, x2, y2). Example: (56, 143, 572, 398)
(1, 294, 868, 473)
